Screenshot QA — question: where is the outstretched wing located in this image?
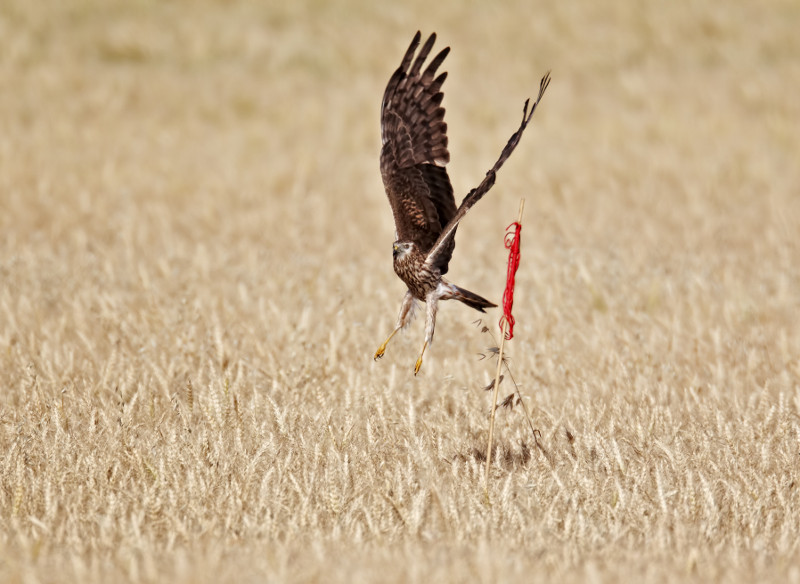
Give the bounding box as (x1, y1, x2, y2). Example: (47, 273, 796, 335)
(380, 32, 458, 270)
(425, 72, 551, 272)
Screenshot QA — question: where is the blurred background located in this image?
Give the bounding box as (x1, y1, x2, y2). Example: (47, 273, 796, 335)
(2, 0, 799, 413)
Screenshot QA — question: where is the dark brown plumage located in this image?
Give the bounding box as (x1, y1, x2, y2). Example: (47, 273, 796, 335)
(374, 31, 550, 374)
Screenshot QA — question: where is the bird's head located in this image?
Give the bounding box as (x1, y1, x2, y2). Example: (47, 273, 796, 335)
(392, 241, 415, 260)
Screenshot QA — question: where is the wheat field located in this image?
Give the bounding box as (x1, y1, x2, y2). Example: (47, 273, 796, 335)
(1, 0, 799, 582)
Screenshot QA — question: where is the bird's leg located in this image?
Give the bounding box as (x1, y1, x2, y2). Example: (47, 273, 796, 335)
(414, 290, 439, 375)
(374, 290, 415, 360)
(374, 328, 399, 361)
(414, 341, 428, 375)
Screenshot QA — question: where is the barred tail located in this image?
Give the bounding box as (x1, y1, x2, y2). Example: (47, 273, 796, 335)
(451, 285, 497, 313)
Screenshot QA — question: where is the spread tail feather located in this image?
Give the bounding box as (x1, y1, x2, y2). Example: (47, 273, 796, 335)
(450, 285, 496, 313)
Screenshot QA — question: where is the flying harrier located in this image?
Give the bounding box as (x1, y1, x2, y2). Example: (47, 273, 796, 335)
(374, 31, 550, 374)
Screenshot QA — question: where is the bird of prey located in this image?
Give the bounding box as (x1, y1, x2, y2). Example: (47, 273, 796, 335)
(374, 31, 550, 375)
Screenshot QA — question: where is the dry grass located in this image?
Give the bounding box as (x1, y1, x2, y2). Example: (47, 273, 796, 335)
(1, 0, 800, 582)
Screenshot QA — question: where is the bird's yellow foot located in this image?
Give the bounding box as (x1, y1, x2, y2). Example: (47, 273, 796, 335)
(413, 341, 428, 375)
(375, 329, 399, 361)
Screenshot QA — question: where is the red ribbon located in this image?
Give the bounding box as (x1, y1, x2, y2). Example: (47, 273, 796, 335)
(500, 221, 521, 340)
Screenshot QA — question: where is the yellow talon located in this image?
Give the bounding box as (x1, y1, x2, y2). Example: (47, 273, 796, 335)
(375, 328, 400, 362)
(414, 341, 428, 375)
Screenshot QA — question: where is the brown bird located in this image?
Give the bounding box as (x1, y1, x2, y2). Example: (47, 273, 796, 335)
(374, 31, 550, 374)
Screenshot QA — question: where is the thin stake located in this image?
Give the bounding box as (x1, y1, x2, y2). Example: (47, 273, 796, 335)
(485, 198, 525, 497)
